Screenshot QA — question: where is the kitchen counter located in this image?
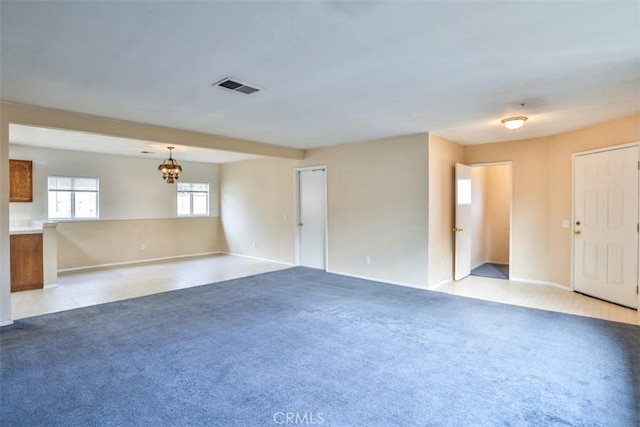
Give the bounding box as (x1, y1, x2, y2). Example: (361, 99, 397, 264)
(9, 221, 58, 289)
(9, 221, 57, 234)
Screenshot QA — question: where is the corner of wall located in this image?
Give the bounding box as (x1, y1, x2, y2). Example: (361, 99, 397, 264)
(0, 108, 12, 324)
(427, 134, 464, 287)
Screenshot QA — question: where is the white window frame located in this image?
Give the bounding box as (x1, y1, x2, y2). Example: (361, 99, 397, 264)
(177, 182, 210, 217)
(48, 176, 99, 220)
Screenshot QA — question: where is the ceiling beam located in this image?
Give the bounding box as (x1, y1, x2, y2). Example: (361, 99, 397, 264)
(0, 102, 305, 160)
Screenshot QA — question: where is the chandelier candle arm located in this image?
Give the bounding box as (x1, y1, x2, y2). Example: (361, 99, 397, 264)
(158, 146, 183, 184)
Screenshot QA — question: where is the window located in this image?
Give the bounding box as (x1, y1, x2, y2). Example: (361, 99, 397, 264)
(177, 182, 209, 216)
(48, 176, 99, 220)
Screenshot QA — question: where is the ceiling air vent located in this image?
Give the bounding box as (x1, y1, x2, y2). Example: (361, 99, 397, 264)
(215, 78, 260, 95)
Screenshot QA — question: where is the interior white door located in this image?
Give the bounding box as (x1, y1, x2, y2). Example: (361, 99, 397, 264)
(454, 163, 472, 280)
(298, 168, 326, 269)
(574, 146, 639, 309)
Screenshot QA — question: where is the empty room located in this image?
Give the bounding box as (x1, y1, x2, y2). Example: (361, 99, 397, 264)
(1, 1, 639, 426)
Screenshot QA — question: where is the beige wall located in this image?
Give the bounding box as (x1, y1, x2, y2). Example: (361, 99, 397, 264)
(221, 157, 297, 263)
(427, 134, 464, 287)
(471, 165, 510, 268)
(471, 167, 487, 268)
(465, 113, 640, 286)
(2, 101, 637, 326)
(0, 110, 10, 325)
(57, 217, 221, 270)
(485, 165, 510, 265)
(221, 134, 430, 287)
(307, 135, 430, 286)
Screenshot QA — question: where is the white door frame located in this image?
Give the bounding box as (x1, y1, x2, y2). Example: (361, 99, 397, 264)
(294, 165, 329, 270)
(468, 161, 514, 280)
(571, 142, 640, 309)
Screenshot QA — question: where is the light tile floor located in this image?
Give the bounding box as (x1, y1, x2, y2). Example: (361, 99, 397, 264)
(11, 254, 289, 320)
(10, 254, 640, 326)
(434, 275, 640, 326)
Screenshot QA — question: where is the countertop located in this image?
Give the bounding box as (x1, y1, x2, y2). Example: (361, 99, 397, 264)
(9, 221, 57, 235)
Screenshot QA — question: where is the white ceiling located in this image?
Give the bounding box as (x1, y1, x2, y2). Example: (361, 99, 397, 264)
(1, 1, 638, 157)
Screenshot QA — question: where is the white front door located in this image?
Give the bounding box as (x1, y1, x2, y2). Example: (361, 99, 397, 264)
(297, 168, 327, 269)
(454, 163, 472, 280)
(574, 146, 639, 309)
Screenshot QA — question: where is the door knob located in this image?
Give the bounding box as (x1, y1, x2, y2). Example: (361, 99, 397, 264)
(298, 223, 304, 227)
(574, 230, 581, 236)
(453, 227, 463, 232)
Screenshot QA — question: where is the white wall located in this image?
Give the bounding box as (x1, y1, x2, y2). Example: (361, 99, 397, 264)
(9, 144, 220, 221)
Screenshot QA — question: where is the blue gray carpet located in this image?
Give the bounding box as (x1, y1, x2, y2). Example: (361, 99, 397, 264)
(1, 267, 638, 426)
(471, 262, 509, 279)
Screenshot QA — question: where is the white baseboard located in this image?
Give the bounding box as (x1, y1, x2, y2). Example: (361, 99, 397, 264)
(43, 284, 59, 289)
(472, 261, 509, 269)
(429, 278, 453, 290)
(222, 252, 295, 267)
(509, 276, 570, 290)
(0, 320, 15, 327)
(326, 269, 429, 291)
(58, 251, 222, 273)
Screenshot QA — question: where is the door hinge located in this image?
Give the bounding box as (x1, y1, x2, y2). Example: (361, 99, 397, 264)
(637, 285, 639, 295)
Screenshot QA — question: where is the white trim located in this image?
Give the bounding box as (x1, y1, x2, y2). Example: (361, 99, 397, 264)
(58, 251, 222, 273)
(43, 284, 59, 289)
(327, 269, 429, 291)
(473, 261, 509, 269)
(573, 141, 640, 157)
(221, 252, 295, 267)
(429, 278, 453, 290)
(486, 260, 509, 266)
(469, 161, 512, 168)
(294, 165, 328, 271)
(0, 320, 14, 327)
(509, 276, 570, 290)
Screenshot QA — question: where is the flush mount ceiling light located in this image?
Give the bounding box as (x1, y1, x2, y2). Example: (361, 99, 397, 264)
(501, 116, 528, 130)
(157, 146, 183, 184)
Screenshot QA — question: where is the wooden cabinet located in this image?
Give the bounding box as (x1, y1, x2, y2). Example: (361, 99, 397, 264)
(9, 159, 33, 202)
(10, 233, 44, 292)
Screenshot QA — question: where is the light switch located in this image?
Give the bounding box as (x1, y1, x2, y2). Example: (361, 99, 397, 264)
(562, 220, 570, 228)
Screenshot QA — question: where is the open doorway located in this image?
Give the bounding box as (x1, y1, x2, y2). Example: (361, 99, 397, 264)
(469, 163, 511, 280)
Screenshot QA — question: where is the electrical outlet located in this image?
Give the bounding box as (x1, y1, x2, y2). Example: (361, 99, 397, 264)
(365, 256, 371, 265)
(252, 241, 257, 248)
(140, 243, 146, 251)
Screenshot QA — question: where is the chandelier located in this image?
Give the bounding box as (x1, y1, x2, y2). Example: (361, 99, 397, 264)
(158, 146, 183, 183)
